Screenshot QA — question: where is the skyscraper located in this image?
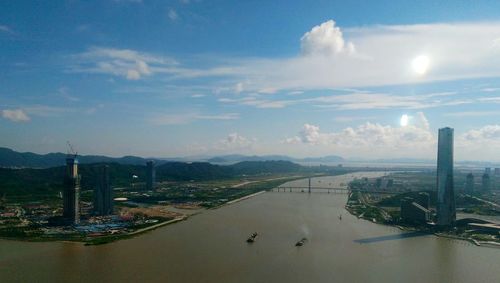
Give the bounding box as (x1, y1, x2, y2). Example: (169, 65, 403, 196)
(465, 173, 474, 194)
(146, 160, 156, 191)
(94, 165, 113, 216)
(436, 127, 456, 226)
(482, 173, 491, 192)
(63, 157, 80, 224)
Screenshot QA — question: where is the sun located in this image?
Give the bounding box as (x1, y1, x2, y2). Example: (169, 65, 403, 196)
(400, 114, 409, 127)
(412, 55, 430, 75)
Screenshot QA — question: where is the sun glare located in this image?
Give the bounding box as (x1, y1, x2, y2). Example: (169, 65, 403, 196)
(412, 55, 430, 75)
(400, 114, 409, 127)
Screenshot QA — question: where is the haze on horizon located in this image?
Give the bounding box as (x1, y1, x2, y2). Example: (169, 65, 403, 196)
(1, 1, 500, 161)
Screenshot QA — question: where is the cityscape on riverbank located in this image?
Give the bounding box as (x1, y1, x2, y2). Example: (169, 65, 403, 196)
(1, 126, 500, 246)
(3, 1, 500, 282)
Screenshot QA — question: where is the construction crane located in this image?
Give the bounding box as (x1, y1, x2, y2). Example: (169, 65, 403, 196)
(66, 141, 78, 158)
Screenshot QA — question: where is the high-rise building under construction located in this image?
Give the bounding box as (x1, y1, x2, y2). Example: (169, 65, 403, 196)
(94, 165, 113, 216)
(63, 157, 80, 224)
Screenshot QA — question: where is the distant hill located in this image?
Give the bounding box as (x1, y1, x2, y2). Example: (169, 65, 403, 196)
(207, 154, 293, 163)
(207, 154, 344, 164)
(0, 147, 345, 168)
(299, 155, 345, 163)
(0, 147, 157, 168)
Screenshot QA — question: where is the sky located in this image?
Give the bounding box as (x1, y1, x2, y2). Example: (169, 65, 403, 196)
(2, 0, 500, 160)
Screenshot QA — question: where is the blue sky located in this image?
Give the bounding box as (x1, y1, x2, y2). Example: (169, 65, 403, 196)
(2, 0, 500, 160)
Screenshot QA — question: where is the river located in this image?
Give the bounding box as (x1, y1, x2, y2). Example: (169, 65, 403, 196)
(1, 173, 499, 283)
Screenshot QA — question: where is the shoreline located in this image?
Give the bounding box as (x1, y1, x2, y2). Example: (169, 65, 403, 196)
(225, 191, 266, 206)
(346, 204, 500, 248)
(127, 216, 187, 236)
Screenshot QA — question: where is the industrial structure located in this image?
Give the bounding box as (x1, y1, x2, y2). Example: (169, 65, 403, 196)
(63, 156, 80, 225)
(94, 165, 113, 216)
(436, 127, 456, 226)
(465, 173, 474, 194)
(146, 160, 156, 191)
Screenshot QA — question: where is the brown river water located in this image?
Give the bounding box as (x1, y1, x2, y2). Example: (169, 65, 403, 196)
(1, 173, 499, 283)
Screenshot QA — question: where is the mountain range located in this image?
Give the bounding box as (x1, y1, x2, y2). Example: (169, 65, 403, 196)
(0, 147, 344, 169)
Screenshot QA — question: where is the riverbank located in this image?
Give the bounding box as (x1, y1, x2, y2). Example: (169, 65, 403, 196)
(84, 216, 189, 246)
(346, 191, 500, 248)
(225, 191, 266, 206)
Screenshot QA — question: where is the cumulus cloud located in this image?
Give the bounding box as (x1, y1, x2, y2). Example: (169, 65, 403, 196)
(284, 112, 436, 158)
(414, 111, 430, 130)
(1, 109, 30, 122)
(300, 20, 355, 56)
(216, 132, 256, 151)
(462, 125, 500, 141)
(456, 125, 500, 160)
(285, 124, 323, 144)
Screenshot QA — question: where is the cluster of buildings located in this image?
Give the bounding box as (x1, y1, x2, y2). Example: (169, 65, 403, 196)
(464, 168, 497, 194)
(62, 156, 156, 225)
(401, 127, 498, 228)
(399, 127, 460, 226)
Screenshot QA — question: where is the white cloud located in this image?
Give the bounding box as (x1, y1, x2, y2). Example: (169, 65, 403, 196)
(23, 105, 73, 117)
(113, 0, 142, 3)
(235, 82, 244, 93)
(414, 111, 430, 130)
(216, 133, 256, 151)
(300, 20, 355, 56)
(456, 125, 500, 160)
(150, 112, 239, 125)
(218, 96, 290, 109)
(205, 21, 500, 94)
(444, 111, 499, 117)
(71, 47, 177, 80)
(481, 87, 500, 92)
(220, 91, 467, 110)
(57, 87, 80, 102)
(1, 109, 30, 122)
(333, 115, 377, 123)
(0, 25, 13, 34)
(284, 113, 435, 158)
(168, 9, 179, 21)
(69, 21, 500, 106)
(462, 125, 500, 141)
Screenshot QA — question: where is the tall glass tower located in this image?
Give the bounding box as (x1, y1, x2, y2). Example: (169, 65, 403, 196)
(436, 127, 456, 226)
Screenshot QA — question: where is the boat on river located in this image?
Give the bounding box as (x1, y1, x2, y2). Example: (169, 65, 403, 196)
(246, 232, 258, 243)
(295, 237, 307, 246)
